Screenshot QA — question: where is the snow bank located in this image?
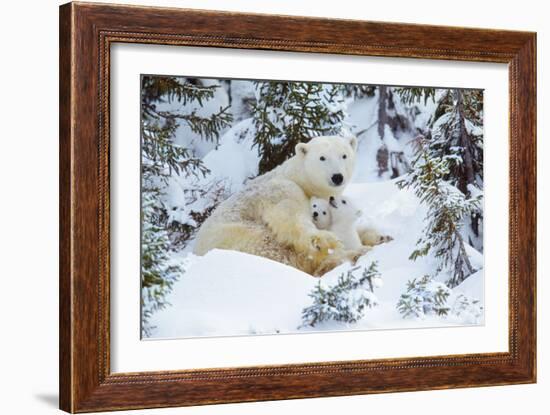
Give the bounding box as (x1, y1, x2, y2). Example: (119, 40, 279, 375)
(148, 180, 484, 339)
(149, 249, 315, 338)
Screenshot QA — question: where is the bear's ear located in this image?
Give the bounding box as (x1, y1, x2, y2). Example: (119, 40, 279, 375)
(348, 136, 358, 151)
(296, 142, 308, 156)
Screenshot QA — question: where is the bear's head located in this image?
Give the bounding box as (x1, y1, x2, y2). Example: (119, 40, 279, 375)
(328, 195, 362, 225)
(295, 135, 357, 198)
(310, 197, 332, 230)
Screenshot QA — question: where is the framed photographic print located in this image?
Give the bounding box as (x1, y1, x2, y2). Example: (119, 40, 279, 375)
(59, 2, 536, 413)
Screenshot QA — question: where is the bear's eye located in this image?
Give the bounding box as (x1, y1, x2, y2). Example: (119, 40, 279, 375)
(313, 204, 317, 208)
(323, 211, 327, 215)
(342, 154, 347, 159)
(320, 156, 326, 161)
(342, 200, 347, 204)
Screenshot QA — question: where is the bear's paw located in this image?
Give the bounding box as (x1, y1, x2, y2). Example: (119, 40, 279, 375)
(310, 230, 342, 255)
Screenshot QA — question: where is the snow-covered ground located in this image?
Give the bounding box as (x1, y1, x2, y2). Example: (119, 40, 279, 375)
(148, 179, 484, 339)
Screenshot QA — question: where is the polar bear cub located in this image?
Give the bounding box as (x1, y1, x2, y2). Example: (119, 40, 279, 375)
(309, 197, 332, 230)
(327, 195, 363, 250)
(310, 195, 392, 250)
(309, 195, 362, 250)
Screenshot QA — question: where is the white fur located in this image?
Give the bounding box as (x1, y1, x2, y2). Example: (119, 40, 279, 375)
(328, 196, 363, 250)
(295, 135, 357, 199)
(310, 197, 331, 230)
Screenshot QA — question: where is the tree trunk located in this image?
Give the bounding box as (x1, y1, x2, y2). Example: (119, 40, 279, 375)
(456, 90, 480, 240)
(456, 90, 476, 193)
(377, 86, 388, 140)
(377, 86, 389, 176)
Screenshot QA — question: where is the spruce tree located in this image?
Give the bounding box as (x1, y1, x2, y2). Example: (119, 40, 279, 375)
(395, 87, 484, 249)
(252, 81, 346, 174)
(397, 275, 483, 322)
(396, 275, 451, 318)
(140, 192, 181, 337)
(440, 89, 484, 248)
(140, 76, 232, 334)
(301, 263, 381, 327)
(397, 137, 482, 287)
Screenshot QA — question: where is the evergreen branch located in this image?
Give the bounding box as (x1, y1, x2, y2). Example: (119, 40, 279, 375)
(141, 76, 219, 106)
(301, 263, 381, 327)
(251, 81, 346, 174)
(149, 105, 233, 142)
(396, 275, 451, 318)
(139, 76, 233, 334)
(397, 136, 481, 287)
(394, 87, 436, 105)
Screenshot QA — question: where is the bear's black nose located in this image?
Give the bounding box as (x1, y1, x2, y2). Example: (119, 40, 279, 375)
(331, 173, 344, 186)
(313, 211, 319, 218)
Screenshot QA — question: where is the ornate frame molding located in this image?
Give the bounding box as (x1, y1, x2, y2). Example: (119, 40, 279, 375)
(60, 2, 536, 412)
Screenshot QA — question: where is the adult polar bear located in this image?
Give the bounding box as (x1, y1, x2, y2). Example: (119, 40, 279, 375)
(193, 135, 365, 276)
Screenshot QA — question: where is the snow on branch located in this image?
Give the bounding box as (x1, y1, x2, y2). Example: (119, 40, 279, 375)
(397, 138, 482, 287)
(301, 262, 382, 327)
(397, 275, 451, 318)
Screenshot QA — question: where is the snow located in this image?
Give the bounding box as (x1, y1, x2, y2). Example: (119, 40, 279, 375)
(229, 80, 255, 121)
(148, 179, 484, 338)
(149, 250, 313, 337)
(346, 97, 381, 182)
(345, 90, 427, 182)
(162, 118, 260, 222)
(164, 179, 197, 227)
(432, 112, 454, 135)
(465, 118, 483, 136)
(201, 118, 259, 192)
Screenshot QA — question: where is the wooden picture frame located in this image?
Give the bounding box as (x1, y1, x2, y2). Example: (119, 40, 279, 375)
(59, 2, 536, 412)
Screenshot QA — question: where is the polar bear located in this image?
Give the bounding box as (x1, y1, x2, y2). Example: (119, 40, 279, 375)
(310, 195, 393, 250)
(193, 135, 358, 276)
(309, 197, 332, 230)
(327, 195, 364, 250)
